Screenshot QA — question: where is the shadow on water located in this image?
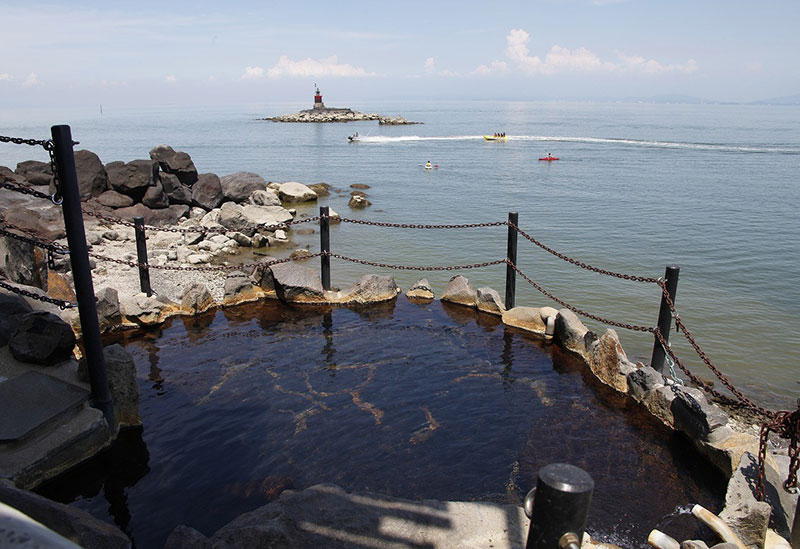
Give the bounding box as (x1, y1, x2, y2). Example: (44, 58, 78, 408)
(39, 297, 725, 548)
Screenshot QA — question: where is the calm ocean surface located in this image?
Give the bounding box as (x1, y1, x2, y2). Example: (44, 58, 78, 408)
(2, 100, 798, 409)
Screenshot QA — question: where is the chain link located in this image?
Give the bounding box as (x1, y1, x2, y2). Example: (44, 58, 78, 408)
(327, 252, 505, 272)
(508, 221, 660, 283)
(507, 260, 655, 332)
(757, 401, 800, 500)
(0, 279, 77, 310)
(0, 177, 54, 201)
(336, 217, 507, 230)
(0, 135, 64, 204)
(0, 135, 50, 147)
(0, 224, 70, 254)
(88, 250, 322, 273)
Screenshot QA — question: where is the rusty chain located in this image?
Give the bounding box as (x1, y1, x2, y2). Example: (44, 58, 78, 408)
(0, 279, 77, 310)
(508, 221, 660, 283)
(336, 217, 507, 230)
(326, 252, 506, 272)
(88, 250, 322, 273)
(0, 224, 69, 255)
(0, 134, 65, 204)
(507, 260, 654, 332)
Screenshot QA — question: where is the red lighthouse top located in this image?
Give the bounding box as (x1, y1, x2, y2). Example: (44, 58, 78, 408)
(314, 84, 322, 103)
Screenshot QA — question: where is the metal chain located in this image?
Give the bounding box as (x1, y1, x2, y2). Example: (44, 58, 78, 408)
(326, 252, 506, 272)
(0, 135, 64, 204)
(757, 401, 800, 500)
(336, 217, 507, 230)
(508, 221, 660, 283)
(0, 177, 54, 201)
(507, 260, 654, 332)
(0, 135, 49, 147)
(0, 224, 69, 254)
(0, 279, 77, 310)
(88, 250, 322, 273)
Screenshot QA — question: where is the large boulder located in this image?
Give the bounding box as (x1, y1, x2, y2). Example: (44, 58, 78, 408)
(270, 262, 324, 303)
(670, 386, 732, 443)
(180, 283, 215, 314)
(141, 181, 169, 209)
(441, 275, 477, 307)
(278, 182, 317, 203)
(120, 293, 178, 325)
(223, 272, 262, 305)
(406, 279, 434, 300)
(249, 189, 281, 207)
(338, 274, 400, 304)
(719, 452, 772, 548)
(105, 159, 158, 199)
(1, 206, 65, 241)
(0, 293, 33, 346)
(73, 150, 108, 200)
(554, 309, 590, 351)
(160, 173, 193, 205)
(217, 202, 293, 236)
(77, 343, 141, 429)
(250, 260, 276, 292)
(15, 160, 53, 187)
(96, 190, 135, 209)
(220, 172, 267, 203)
(587, 329, 637, 393)
(95, 286, 122, 331)
(192, 173, 224, 211)
(149, 145, 198, 186)
(0, 236, 48, 289)
(9, 311, 76, 365)
(502, 307, 546, 334)
(476, 287, 504, 315)
(114, 203, 188, 226)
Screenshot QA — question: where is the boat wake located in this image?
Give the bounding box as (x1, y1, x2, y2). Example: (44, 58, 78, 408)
(355, 134, 800, 154)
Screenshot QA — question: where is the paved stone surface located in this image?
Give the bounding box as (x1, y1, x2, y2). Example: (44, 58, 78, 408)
(0, 372, 88, 442)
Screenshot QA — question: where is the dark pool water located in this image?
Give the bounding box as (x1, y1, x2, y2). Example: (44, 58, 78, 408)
(38, 297, 725, 548)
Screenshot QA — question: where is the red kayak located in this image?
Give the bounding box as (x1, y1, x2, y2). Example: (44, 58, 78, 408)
(539, 157, 559, 161)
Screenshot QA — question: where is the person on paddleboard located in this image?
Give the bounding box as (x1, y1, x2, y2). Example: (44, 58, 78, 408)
(425, 160, 432, 169)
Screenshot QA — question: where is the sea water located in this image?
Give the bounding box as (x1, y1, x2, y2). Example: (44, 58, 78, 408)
(1, 100, 798, 409)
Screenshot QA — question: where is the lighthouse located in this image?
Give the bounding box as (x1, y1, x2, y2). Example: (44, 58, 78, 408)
(313, 83, 326, 110)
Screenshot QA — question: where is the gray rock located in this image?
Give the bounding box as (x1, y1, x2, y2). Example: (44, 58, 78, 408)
(0, 480, 131, 548)
(114, 203, 186, 226)
(180, 283, 215, 314)
(406, 278, 434, 299)
(1, 206, 65, 241)
(587, 329, 631, 393)
(348, 194, 371, 208)
(77, 344, 141, 429)
(9, 311, 76, 365)
(223, 273, 259, 304)
(141, 181, 169, 209)
(502, 307, 546, 334)
(0, 235, 48, 289)
(149, 145, 198, 186)
(15, 160, 53, 187)
(278, 181, 317, 203)
(476, 287, 504, 315)
(441, 275, 477, 307)
(681, 542, 710, 549)
(95, 286, 122, 331)
(164, 524, 210, 549)
(554, 309, 589, 350)
(339, 274, 400, 304)
(105, 159, 157, 199)
(670, 386, 731, 442)
(648, 385, 677, 426)
(0, 293, 33, 346)
(160, 173, 193, 205)
(271, 262, 324, 302)
(120, 293, 176, 325)
(250, 261, 276, 292)
(249, 189, 281, 206)
(191, 173, 224, 211)
(719, 452, 771, 547)
(73, 150, 108, 200)
(96, 190, 135, 209)
(709, 544, 738, 549)
(220, 172, 267, 203)
(627, 365, 666, 402)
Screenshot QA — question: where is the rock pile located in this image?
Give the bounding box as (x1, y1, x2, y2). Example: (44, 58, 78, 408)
(264, 110, 421, 125)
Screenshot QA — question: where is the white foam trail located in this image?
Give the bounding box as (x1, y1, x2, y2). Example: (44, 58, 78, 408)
(354, 134, 800, 153)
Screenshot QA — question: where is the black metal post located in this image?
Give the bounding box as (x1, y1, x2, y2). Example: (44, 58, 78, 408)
(133, 216, 152, 296)
(525, 463, 594, 549)
(320, 206, 331, 291)
(51, 125, 115, 427)
(651, 265, 680, 374)
(791, 496, 799, 549)
(505, 211, 518, 310)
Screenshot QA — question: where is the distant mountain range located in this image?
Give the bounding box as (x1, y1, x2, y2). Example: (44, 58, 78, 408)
(615, 93, 800, 106)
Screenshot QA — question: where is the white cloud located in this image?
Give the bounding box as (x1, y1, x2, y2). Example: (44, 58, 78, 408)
(0, 73, 13, 82)
(22, 73, 41, 87)
(267, 55, 374, 78)
(745, 62, 763, 73)
(241, 66, 264, 79)
(164, 75, 177, 84)
(501, 28, 698, 76)
(472, 61, 509, 76)
(208, 75, 217, 82)
(424, 57, 436, 75)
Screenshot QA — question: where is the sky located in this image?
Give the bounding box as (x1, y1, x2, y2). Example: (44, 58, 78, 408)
(1, 0, 799, 108)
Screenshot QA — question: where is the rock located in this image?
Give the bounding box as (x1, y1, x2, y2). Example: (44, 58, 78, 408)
(141, 181, 169, 209)
(476, 287, 504, 315)
(95, 286, 122, 331)
(159, 173, 193, 206)
(73, 150, 108, 200)
(96, 190, 135, 209)
(441, 275, 477, 307)
(270, 262, 324, 303)
(627, 365, 666, 402)
(719, 452, 772, 547)
(289, 248, 312, 261)
(681, 542, 710, 549)
(0, 293, 33, 346)
(0, 236, 48, 289)
(379, 115, 422, 125)
(113, 203, 187, 226)
(220, 172, 267, 203)
(307, 183, 331, 197)
(250, 261, 276, 292)
(120, 293, 177, 325)
(248, 189, 281, 206)
(0, 206, 65, 241)
(105, 159, 157, 199)
(338, 274, 400, 304)
(149, 145, 198, 186)
(191, 173, 224, 211)
(348, 194, 371, 208)
(350, 183, 370, 190)
(588, 329, 635, 393)
(671, 386, 732, 443)
(554, 309, 590, 351)
(164, 525, 210, 549)
(217, 203, 293, 236)
(0, 481, 132, 548)
(278, 181, 317, 203)
(77, 344, 141, 429)
(9, 311, 76, 365)
(15, 160, 53, 187)
(501, 307, 544, 334)
(180, 283, 215, 315)
(406, 279, 434, 300)
(223, 273, 262, 305)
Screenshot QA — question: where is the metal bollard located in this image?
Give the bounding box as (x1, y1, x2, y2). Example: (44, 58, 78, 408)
(320, 206, 331, 291)
(651, 265, 680, 373)
(791, 499, 799, 549)
(505, 211, 518, 310)
(525, 463, 594, 549)
(133, 216, 152, 296)
(51, 125, 115, 427)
